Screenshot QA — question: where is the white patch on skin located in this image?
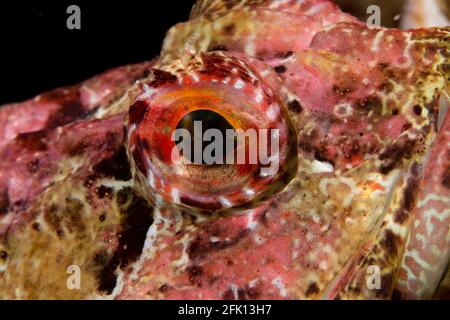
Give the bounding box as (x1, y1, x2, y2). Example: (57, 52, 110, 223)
(210, 236, 220, 243)
(219, 196, 233, 208)
(398, 32, 413, 68)
(254, 234, 265, 245)
(271, 276, 288, 297)
(371, 30, 385, 53)
(305, 2, 327, 16)
(255, 88, 264, 103)
(423, 208, 450, 235)
(127, 124, 137, 145)
(138, 83, 156, 101)
(171, 188, 181, 203)
(333, 103, 353, 118)
(246, 210, 258, 230)
(266, 104, 279, 121)
(260, 69, 272, 77)
(245, 41, 256, 57)
(99, 178, 134, 190)
(147, 169, 155, 189)
(319, 260, 328, 270)
(230, 284, 239, 299)
(234, 79, 245, 89)
(243, 187, 255, 196)
(405, 249, 431, 270)
(418, 194, 450, 208)
(311, 160, 334, 173)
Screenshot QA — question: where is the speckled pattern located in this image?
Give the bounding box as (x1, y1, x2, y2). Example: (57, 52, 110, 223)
(0, 0, 448, 300)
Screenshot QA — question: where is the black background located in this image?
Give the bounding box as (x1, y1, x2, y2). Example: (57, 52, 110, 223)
(0, 1, 196, 105)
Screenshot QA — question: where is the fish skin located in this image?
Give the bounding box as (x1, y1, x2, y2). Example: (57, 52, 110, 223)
(0, 0, 448, 299)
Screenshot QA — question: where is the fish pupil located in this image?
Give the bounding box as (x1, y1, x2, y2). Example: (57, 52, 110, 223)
(176, 109, 235, 165)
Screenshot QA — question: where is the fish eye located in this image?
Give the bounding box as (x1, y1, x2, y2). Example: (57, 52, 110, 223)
(127, 52, 298, 211)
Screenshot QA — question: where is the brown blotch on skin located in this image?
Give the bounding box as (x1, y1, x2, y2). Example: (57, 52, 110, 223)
(95, 187, 154, 294)
(93, 146, 132, 181)
(379, 139, 416, 174)
(287, 99, 303, 113)
(332, 84, 352, 97)
(298, 129, 318, 154)
(67, 131, 118, 157)
(0, 190, 10, 215)
(98, 213, 106, 222)
(42, 87, 90, 129)
(26, 159, 40, 174)
(380, 229, 400, 256)
(186, 265, 204, 286)
(63, 197, 85, 234)
(16, 130, 48, 152)
(378, 81, 395, 93)
(305, 282, 320, 297)
(149, 69, 178, 88)
(355, 95, 382, 116)
(208, 44, 228, 51)
(93, 251, 117, 294)
(188, 229, 250, 260)
(375, 273, 394, 298)
(442, 169, 450, 189)
(159, 284, 169, 293)
(275, 51, 293, 59)
(395, 163, 421, 223)
(43, 204, 64, 238)
(139, 137, 151, 151)
(96, 185, 113, 199)
(223, 288, 235, 300)
(0, 250, 8, 260)
(223, 23, 236, 35)
(129, 100, 148, 125)
(65, 140, 89, 157)
(31, 221, 40, 231)
(274, 65, 287, 74)
(413, 105, 422, 116)
(131, 148, 147, 175)
(115, 187, 154, 270)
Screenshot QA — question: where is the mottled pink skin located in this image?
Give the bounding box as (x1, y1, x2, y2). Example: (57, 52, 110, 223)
(396, 111, 450, 299)
(0, 114, 125, 234)
(0, 61, 155, 149)
(118, 202, 342, 300)
(279, 23, 446, 170)
(117, 6, 449, 299)
(162, 0, 360, 65)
